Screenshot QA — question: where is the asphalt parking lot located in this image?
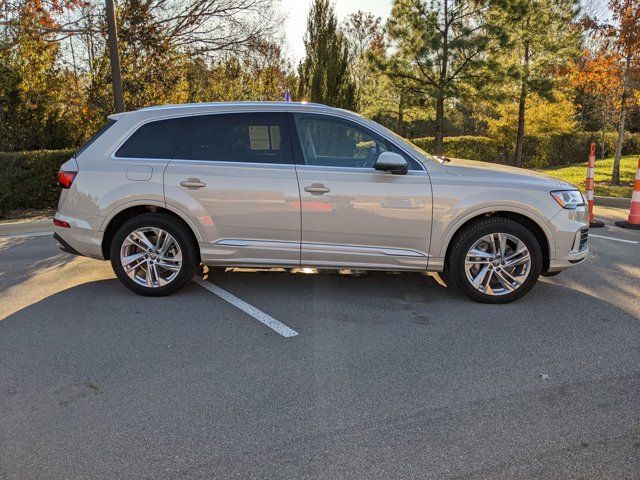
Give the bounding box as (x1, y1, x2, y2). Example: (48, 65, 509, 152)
(1, 207, 639, 479)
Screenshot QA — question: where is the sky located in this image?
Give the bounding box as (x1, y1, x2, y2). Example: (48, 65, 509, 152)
(280, 0, 393, 62)
(280, 0, 610, 63)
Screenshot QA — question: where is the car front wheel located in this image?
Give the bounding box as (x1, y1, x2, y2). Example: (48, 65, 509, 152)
(110, 213, 198, 296)
(445, 217, 543, 304)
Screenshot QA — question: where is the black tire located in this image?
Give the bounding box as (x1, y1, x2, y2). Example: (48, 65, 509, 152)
(110, 213, 198, 296)
(445, 217, 543, 304)
(541, 270, 561, 277)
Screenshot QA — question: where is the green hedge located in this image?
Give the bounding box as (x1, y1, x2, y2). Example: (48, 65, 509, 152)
(412, 132, 640, 168)
(412, 136, 505, 164)
(0, 149, 74, 216)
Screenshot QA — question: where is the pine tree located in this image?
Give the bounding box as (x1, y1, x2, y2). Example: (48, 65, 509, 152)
(379, 0, 505, 155)
(296, 0, 356, 110)
(500, 0, 580, 167)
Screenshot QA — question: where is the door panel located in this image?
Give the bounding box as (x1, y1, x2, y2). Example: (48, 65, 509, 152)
(296, 166, 432, 269)
(291, 112, 432, 270)
(163, 112, 301, 267)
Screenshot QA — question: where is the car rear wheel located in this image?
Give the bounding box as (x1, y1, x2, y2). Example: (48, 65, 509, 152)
(110, 213, 198, 296)
(445, 217, 543, 304)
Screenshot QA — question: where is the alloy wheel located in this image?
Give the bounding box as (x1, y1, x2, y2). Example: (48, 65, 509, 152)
(464, 232, 532, 296)
(120, 227, 183, 288)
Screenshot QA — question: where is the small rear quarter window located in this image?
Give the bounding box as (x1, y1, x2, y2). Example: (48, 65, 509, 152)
(74, 119, 116, 158)
(115, 117, 189, 159)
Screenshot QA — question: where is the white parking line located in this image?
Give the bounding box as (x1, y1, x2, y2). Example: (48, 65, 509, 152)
(589, 233, 639, 245)
(0, 231, 53, 239)
(194, 278, 299, 338)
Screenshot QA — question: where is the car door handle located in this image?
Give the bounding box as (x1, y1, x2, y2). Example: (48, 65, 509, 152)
(180, 179, 206, 189)
(304, 183, 331, 195)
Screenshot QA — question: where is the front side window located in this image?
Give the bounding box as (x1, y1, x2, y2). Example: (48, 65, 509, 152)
(178, 113, 289, 164)
(115, 117, 189, 159)
(293, 114, 388, 168)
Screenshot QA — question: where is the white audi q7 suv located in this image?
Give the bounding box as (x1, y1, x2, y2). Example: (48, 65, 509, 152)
(53, 102, 589, 303)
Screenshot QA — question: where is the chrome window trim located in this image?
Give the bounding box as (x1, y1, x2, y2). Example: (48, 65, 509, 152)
(166, 158, 297, 169)
(108, 108, 427, 173)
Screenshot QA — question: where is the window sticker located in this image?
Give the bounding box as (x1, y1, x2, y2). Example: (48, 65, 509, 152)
(249, 125, 270, 150)
(269, 126, 281, 150)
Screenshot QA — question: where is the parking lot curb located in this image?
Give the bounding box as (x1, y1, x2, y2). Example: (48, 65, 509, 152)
(0, 218, 53, 237)
(595, 196, 631, 209)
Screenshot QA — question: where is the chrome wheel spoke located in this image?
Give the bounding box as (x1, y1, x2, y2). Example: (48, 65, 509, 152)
(504, 241, 527, 261)
(156, 231, 173, 256)
(467, 248, 494, 260)
(491, 233, 506, 258)
(145, 261, 154, 287)
(129, 231, 155, 251)
(471, 265, 491, 290)
(155, 259, 181, 272)
(494, 270, 518, 291)
(122, 253, 145, 271)
(504, 251, 530, 268)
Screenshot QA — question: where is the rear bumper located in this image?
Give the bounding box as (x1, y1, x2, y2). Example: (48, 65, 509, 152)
(54, 233, 82, 256)
(53, 211, 105, 260)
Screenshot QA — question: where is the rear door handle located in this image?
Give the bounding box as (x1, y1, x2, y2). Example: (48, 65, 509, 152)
(180, 179, 206, 189)
(304, 183, 331, 195)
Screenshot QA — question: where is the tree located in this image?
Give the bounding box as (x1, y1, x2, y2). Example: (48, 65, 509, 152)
(501, 0, 580, 166)
(297, 0, 356, 110)
(343, 10, 384, 65)
(598, 0, 640, 185)
(485, 91, 577, 142)
(186, 40, 295, 102)
(0, 0, 83, 150)
(379, 0, 505, 155)
(86, 0, 189, 122)
(568, 49, 622, 158)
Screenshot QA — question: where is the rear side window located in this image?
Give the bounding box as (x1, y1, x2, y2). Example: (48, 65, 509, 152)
(115, 117, 189, 159)
(75, 119, 116, 158)
(177, 113, 290, 164)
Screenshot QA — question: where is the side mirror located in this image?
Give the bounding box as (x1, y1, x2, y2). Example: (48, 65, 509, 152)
(374, 151, 408, 175)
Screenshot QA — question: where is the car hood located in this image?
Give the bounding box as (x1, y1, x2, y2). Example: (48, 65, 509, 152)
(439, 157, 577, 189)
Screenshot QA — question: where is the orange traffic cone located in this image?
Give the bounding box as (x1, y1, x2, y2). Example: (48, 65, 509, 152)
(615, 157, 640, 230)
(586, 143, 604, 228)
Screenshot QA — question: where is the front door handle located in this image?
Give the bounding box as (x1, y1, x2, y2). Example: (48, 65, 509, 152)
(304, 183, 331, 195)
(180, 179, 206, 189)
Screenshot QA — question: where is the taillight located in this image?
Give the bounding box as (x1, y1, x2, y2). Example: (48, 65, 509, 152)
(57, 170, 77, 189)
(53, 218, 70, 228)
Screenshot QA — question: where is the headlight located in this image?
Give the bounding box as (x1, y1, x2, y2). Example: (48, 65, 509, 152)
(550, 190, 585, 209)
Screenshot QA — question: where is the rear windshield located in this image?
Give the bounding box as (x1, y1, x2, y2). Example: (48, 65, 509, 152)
(74, 119, 117, 158)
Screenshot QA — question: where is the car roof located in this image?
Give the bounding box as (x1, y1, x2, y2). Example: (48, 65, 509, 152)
(108, 101, 356, 123)
(139, 101, 330, 111)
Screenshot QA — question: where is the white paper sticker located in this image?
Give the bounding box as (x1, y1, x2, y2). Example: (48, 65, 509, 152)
(249, 126, 270, 150)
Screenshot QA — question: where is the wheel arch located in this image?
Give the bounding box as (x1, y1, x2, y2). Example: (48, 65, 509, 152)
(100, 203, 202, 260)
(440, 208, 554, 274)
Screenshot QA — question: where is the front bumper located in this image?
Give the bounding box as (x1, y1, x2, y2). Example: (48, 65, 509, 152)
(545, 206, 589, 273)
